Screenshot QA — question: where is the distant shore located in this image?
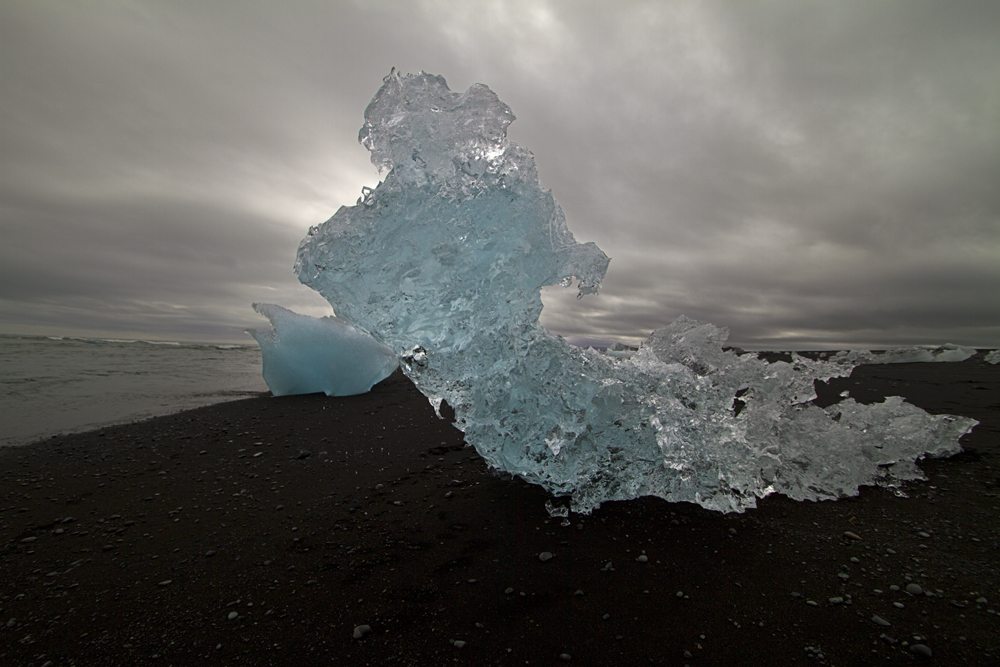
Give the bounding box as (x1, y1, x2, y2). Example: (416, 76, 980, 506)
(1, 359, 997, 666)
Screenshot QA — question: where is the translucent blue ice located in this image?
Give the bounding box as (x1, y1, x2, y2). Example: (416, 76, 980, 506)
(295, 71, 976, 513)
(248, 303, 397, 397)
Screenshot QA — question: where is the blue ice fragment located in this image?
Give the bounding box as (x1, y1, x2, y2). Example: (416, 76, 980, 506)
(248, 303, 397, 397)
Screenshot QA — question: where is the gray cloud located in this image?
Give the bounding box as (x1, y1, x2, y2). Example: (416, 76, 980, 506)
(1, 1, 998, 347)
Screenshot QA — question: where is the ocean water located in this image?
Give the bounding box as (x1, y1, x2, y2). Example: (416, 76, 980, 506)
(0, 334, 268, 447)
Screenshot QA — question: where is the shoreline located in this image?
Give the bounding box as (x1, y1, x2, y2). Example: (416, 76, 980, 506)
(0, 333, 267, 448)
(1, 360, 997, 665)
(4, 390, 271, 451)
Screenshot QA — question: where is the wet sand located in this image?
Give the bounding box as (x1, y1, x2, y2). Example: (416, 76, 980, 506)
(1, 357, 998, 666)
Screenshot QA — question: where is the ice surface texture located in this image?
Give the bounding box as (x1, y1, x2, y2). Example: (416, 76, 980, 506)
(248, 303, 397, 397)
(295, 71, 976, 513)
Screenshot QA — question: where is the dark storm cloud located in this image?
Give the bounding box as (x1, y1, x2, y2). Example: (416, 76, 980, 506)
(1, 1, 998, 347)
(517, 1, 1000, 348)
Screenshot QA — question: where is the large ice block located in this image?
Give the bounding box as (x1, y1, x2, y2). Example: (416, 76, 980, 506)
(295, 71, 976, 513)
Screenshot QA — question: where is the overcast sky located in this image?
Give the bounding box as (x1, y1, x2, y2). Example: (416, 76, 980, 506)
(2, 1, 998, 349)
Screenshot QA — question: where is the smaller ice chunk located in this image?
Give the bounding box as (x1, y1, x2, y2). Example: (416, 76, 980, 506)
(247, 303, 398, 397)
(544, 500, 570, 518)
(982, 349, 1000, 365)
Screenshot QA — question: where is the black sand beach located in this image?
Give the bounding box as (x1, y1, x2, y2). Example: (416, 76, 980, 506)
(1, 357, 998, 666)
